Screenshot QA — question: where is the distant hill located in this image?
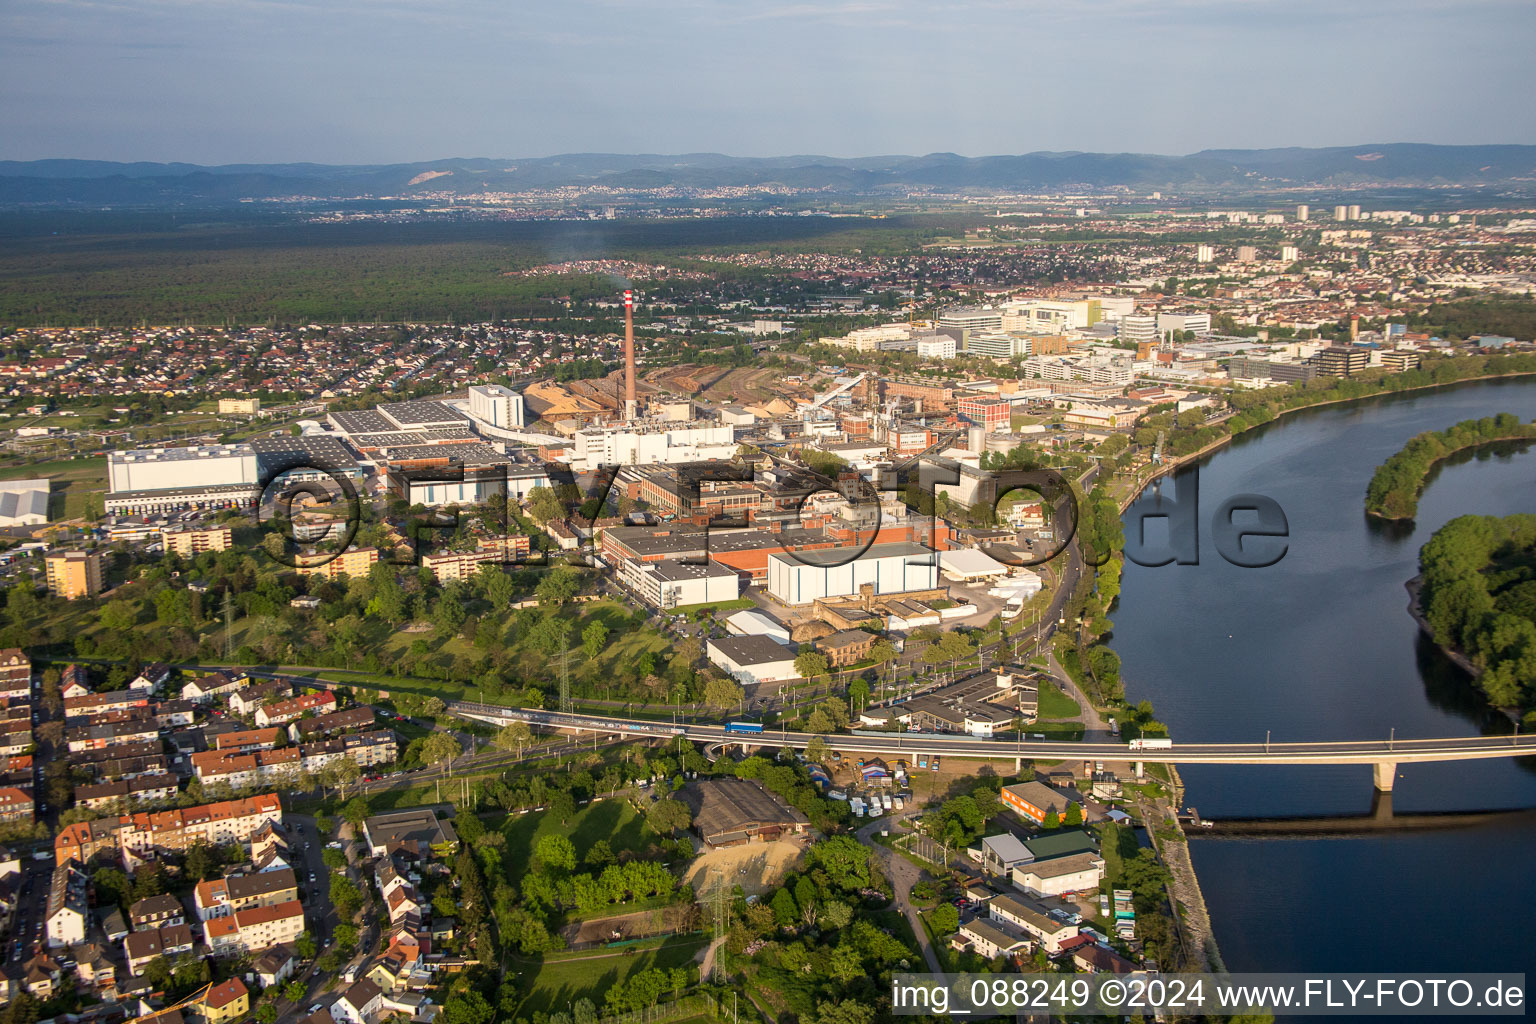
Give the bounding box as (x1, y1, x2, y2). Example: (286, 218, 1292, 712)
(2, 144, 1534, 204)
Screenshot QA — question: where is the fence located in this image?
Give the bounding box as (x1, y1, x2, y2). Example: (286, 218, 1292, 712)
(589, 992, 725, 1024)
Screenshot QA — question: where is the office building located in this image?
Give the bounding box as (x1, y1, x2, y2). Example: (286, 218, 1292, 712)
(621, 558, 740, 611)
(1117, 315, 1157, 346)
(937, 306, 1004, 332)
(915, 334, 956, 360)
(957, 396, 1013, 431)
(1313, 346, 1370, 378)
(45, 550, 102, 600)
(1156, 312, 1211, 337)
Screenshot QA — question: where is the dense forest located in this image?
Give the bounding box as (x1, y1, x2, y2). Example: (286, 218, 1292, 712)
(1365, 413, 1536, 519)
(0, 214, 962, 325)
(1418, 513, 1536, 713)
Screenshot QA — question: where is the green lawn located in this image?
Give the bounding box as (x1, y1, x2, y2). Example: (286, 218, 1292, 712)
(500, 798, 659, 880)
(669, 597, 754, 618)
(513, 934, 707, 1016)
(1036, 680, 1080, 720)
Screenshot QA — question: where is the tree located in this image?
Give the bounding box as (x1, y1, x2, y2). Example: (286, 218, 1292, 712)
(1063, 803, 1084, 826)
(530, 614, 573, 656)
(322, 848, 347, 871)
(535, 565, 581, 606)
(535, 834, 576, 873)
(333, 923, 360, 952)
(294, 932, 317, 959)
(646, 797, 692, 836)
(283, 982, 307, 1004)
(494, 720, 533, 757)
(1042, 809, 1060, 829)
(420, 731, 460, 770)
(702, 675, 743, 711)
(794, 650, 829, 681)
(929, 903, 960, 935)
(581, 620, 608, 659)
(526, 487, 566, 526)
(804, 735, 830, 763)
(548, 789, 576, 825)
(341, 796, 370, 827)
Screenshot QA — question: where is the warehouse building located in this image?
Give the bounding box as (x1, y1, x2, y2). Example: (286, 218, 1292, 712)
(706, 634, 798, 685)
(766, 542, 939, 606)
(681, 777, 809, 848)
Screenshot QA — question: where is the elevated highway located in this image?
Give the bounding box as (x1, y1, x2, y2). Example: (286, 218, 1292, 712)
(446, 701, 1536, 793)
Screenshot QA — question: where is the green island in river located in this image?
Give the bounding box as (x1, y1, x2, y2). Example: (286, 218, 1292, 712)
(1417, 513, 1536, 718)
(1365, 413, 1536, 519)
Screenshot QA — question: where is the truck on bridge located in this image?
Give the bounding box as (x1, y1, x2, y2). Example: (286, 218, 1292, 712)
(1128, 737, 1173, 750)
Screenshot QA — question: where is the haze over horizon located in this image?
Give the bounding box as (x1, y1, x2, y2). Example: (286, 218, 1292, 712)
(4, 0, 1534, 166)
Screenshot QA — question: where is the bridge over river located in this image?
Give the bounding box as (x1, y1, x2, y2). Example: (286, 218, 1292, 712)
(447, 701, 1536, 794)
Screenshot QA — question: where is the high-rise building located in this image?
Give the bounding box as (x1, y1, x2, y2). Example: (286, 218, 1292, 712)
(467, 384, 526, 430)
(1117, 315, 1158, 346)
(1196, 244, 1214, 263)
(1334, 205, 1349, 222)
(1296, 205, 1309, 221)
(1347, 205, 1362, 221)
(45, 550, 103, 600)
(1236, 246, 1258, 262)
(1280, 245, 1299, 263)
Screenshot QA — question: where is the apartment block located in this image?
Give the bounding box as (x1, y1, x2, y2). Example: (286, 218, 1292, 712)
(45, 549, 103, 599)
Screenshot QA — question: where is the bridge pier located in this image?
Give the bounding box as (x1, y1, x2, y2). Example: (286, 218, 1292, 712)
(1373, 761, 1397, 792)
(1134, 761, 1144, 779)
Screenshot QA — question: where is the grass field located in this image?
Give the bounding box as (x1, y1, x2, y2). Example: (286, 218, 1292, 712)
(500, 798, 659, 876)
(1036, 680, 1081, 720)
(512, 933, 707, 1016)
(0, 456, 106, 521)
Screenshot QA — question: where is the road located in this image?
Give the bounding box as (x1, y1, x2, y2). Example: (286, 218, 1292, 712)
(447, 701, 1536, 774)
(857, 814, 942, 972)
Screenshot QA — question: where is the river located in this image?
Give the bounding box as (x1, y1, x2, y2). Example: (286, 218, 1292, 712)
(1110, 377, 1536, 975)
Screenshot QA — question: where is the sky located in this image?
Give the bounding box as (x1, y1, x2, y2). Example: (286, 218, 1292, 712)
(2, 0, 1534, 165)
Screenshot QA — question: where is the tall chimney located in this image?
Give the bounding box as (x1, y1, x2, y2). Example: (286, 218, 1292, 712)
(623, 289, 637, 422)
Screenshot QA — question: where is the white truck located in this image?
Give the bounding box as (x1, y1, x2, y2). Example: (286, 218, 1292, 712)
(1127, 737, 1173, 750)
(881, 792, 893, 811)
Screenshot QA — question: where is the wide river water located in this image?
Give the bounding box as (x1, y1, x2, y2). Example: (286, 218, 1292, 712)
(1111, 376, 1536, 975)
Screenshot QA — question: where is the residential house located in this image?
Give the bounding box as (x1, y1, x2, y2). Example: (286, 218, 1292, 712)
(953, 918, 1028, 961)
(989, 893, 1078, 953)
(254, 691, 337, 728)
(331, 978, 385, 1024)
(130, 892, 185, 930)
(123, 924, 196, 975)
(195, 868, 298, 921)
(202, 978, 250, 1024)
(45, 863, 89, 948)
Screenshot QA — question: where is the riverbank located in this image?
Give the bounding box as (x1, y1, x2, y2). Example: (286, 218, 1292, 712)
(1113, 369, 1536, 517)
(1404, 576, 1483, 679)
